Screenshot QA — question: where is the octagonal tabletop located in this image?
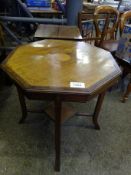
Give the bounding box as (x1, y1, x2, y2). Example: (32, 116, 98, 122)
(1, 40, 121, 95)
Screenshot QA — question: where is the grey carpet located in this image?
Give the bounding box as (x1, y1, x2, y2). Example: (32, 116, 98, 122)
(0, 83, 130, 175)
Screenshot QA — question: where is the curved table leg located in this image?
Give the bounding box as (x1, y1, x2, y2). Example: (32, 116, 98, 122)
(93, 92, 106, 130)
(54, 96, 62, 171)
(16, 86, 27, 123)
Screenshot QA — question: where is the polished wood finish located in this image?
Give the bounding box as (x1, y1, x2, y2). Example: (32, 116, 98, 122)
(1, 40, 121, 171)
(94, 5, 119, 40)
(1, 40, 121, 92)
(120, 10, 131, 36)
(34, 24, 82, 40)
(94, 5, 119, 51)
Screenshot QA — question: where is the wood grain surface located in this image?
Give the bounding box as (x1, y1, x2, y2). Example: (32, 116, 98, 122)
(1, 40, 121, 94)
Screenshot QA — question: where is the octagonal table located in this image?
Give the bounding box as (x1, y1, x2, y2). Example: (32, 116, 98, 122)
(1, 40, 121, 171)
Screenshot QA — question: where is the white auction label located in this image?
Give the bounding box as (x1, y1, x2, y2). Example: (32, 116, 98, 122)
(70, 82, 85, 88)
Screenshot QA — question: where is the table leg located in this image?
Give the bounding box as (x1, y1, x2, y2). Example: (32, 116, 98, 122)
(16, 86, 27, 124)
(93, 92, 106, 130)
(54, 96, 62, 171)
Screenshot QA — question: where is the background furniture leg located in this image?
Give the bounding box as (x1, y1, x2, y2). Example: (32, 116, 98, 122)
(16, 86, 27, 123)
(54, 96, 61, 171)
(120, 69, 128, 92)
(121, 80, 131, 103)
(93, 92, 106, 130)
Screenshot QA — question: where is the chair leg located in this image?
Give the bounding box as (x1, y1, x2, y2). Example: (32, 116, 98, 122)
(93, 92, 106, 130)
(16, 86, 27, 123)
(121, 81, 131, 103)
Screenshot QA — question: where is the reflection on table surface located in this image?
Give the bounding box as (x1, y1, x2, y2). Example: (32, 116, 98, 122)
(3, 40, 120, 92)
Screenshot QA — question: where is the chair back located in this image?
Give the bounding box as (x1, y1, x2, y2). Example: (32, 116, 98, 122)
(94, 5, 119, 46)
(120, 10, 131, 36)
(78, 12, 93, 40)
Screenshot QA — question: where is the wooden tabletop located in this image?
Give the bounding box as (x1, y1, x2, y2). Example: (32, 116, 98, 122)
(34, 24, 82, 40)
(1, 40, 121, 95)
(28, 7, 61, 14)
(2, 40, 121, 172)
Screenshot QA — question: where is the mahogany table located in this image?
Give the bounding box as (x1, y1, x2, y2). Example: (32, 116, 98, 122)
(34, 24, 82, 41)
(1, 40, 121, 171)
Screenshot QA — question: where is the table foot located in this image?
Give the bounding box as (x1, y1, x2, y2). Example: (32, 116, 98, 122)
(16, 86, 27, 124)
(93, 92, 106, 130)
(54, 96, 61, 172)
(121, 97, 126, 103)
(93, 118, 100, 130)
(55, 160, 60, 172)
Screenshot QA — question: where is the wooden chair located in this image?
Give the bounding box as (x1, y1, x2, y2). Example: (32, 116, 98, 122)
(120, 10, 131, 36)
(115, 55, 131, 103)
(93, 5, 119, 52)
(118, 11, 131, 102)
(78, 12, 94, 43)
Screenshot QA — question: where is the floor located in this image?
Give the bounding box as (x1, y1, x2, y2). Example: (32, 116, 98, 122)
(0, 78, 131, 175)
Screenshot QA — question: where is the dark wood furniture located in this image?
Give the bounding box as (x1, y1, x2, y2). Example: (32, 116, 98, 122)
(115, 56, 131, 102)
(78, 12, 94, 41)
(116, 11, 131, 102)
(94, 5, 119, 51)
(1, 40, 121, 171)
(28, 7, 62, 18)
(122, 77, 131, 102)
(121, 73, 131, 103)
(120, 10, 131, 35)
(34, 24, 82, 41)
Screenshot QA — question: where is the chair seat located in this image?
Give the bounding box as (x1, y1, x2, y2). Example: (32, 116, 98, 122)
(101, 40, 119, 52)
